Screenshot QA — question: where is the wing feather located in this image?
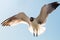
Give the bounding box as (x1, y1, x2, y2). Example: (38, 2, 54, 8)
(1, 12, 30, 26)
(36, 2, 60, 24)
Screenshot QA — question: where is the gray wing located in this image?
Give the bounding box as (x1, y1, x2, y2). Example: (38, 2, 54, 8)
(36, 2, 60, 24)
(1, 12, 30, 26)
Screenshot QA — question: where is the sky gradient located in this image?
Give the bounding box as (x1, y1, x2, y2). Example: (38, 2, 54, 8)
(0, 0, 60, 40)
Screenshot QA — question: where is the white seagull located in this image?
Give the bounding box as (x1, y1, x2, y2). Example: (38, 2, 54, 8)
(1, 2, 60, 37)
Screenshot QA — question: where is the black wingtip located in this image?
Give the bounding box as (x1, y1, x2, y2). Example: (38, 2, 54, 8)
(49, 2, 60, 9)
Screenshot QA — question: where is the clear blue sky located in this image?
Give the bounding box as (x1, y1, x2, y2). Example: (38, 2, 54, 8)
(0, 0, 60, 40)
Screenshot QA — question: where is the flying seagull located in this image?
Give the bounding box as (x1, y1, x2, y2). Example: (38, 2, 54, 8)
(1, 2, 60, 37)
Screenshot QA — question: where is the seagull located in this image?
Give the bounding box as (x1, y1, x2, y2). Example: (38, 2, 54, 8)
(1, 2, 60, 37)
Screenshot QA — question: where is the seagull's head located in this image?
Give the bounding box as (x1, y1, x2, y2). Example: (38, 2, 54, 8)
(30, 17, 34, 22)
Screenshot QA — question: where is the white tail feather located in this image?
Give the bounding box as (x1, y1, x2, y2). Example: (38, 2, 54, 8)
(28, 23, 46, 36)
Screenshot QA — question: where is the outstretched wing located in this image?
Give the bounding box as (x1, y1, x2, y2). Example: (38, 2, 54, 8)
(1, 12, 30, 26)
(36, 2, 60, 24)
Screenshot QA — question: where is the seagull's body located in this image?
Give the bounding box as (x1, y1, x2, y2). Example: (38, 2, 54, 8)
(1, 2, 60, 37)
(29, 20, 46, 36)
(30, 19, 40, 36)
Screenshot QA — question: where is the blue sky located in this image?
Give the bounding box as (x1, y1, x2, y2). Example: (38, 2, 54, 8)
(0, 0, 60, 40)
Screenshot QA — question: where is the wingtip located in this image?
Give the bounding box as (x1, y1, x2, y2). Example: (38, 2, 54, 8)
(1, 22, 4, 26)
(58, 2, 60, 4)
(49, 2, 60, 9)
(52, 2, 60, 5)
(57, 2, 60, 5)
(1, 21, 10, 26)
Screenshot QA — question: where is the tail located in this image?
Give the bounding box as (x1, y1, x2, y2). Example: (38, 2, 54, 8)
(38, 26, 46, 35)
(28, 26, 46, 37)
